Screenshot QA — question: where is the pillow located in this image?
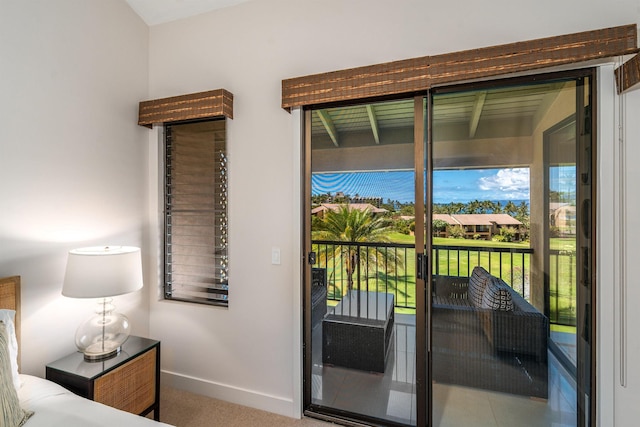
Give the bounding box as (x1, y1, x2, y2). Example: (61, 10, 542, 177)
(481, 277, 514, 311)
(468, 266, 491, 307)
(0, 310, 21, 390)
(0, 321, 33, 427)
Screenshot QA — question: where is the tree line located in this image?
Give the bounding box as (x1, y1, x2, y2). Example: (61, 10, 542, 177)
(312, 193, 530, 224)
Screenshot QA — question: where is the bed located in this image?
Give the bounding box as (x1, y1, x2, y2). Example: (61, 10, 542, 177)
(0, 276, 175, 427)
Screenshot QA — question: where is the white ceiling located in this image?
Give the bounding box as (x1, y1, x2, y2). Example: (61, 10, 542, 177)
(126, 0, 252, 26)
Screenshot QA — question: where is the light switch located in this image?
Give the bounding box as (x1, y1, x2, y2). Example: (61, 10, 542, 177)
(272, 247, 281, 265)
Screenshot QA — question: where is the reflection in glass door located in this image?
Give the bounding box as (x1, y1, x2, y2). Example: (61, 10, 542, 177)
(428, 72, 593, 426)
(544, 115, 578, 376)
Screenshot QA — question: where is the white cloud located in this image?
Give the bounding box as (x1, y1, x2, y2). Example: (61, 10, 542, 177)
(551, 165, 576, 192)
(478, 168, 530, 198)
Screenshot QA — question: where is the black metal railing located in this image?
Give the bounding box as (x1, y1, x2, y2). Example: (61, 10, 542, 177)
(432, 245, 533, 298)
(312, 240, 576, 327)
(313, 240, 414, 308)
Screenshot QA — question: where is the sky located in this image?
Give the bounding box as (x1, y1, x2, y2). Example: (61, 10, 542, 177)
(312, 168, 541, 204)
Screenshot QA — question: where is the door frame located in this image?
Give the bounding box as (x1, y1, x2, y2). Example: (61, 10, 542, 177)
(414, 95, 428, 426)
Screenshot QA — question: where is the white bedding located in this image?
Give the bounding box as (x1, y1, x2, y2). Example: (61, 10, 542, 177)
(18, 374, 174, 427)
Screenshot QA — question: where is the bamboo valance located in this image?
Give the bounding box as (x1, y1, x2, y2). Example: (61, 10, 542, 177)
(282, 24, 638, 109)
(615, 54, 640, 93)
(138, 89, 233, 128)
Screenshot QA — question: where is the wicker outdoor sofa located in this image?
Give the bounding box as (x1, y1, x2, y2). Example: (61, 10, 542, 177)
(431, 266, 549, 398)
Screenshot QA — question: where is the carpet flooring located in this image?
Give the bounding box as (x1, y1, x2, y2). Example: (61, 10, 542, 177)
(157, 386, 333, 427)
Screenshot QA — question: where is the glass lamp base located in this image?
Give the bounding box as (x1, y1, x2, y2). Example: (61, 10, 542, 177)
(82, 341, 122, 361)
(75, 298, 131, 362)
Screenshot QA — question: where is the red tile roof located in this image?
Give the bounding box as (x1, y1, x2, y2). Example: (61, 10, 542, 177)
(432, 213, 521, 226)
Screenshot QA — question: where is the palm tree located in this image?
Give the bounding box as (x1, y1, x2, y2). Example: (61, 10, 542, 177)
(505, 200, 518, 217)
(312, 204, 403, 292)
(465, 199, 482, 214)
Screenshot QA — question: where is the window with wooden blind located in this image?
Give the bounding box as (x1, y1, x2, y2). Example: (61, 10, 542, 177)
(164, 119, 228, 305)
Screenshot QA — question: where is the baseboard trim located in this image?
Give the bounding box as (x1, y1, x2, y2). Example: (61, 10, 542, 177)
(160, 370, 297, 418)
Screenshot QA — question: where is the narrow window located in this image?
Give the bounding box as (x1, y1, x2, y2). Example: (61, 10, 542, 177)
(164, 119, 228, 305)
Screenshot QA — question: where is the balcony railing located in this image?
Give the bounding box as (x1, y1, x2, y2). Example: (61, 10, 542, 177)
(432, 244, 533, 298)
(312, 240, 576, 327)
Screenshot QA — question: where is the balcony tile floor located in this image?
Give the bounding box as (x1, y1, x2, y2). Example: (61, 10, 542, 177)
(311, 313, 577, 426)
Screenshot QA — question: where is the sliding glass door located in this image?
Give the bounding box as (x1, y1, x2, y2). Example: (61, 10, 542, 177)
(302, 69, 595, 427)
(428, 72, 594, 426)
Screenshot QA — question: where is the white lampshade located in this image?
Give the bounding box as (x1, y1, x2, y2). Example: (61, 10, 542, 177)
(63, 246, 143, 298)
(62, 246, 143, 361)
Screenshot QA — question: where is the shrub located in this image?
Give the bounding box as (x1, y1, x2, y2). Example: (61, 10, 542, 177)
(432, 219, 448, 232)
(498, 226, 517, 242)
(393, 219, 412, 235)
(447, 224, 466, 239)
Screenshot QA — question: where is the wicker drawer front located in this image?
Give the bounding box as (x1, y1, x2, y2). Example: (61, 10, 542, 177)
(94, 348, 156, 415)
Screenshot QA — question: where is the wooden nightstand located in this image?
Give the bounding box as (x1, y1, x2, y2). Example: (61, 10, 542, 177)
(46, 336, 160, 421)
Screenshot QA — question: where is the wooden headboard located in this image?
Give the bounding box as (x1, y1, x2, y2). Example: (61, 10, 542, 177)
(0, 276, 21, 366)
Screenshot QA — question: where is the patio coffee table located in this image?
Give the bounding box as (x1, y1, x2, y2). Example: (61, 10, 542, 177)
(322, 290, 395, 373)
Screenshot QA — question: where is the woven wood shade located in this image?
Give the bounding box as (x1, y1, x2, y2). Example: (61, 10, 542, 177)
(615, 54, 640, 93)
(138, 89, 233, 128)
(282, 24, 638, 109)
(94, 347, 157, 415)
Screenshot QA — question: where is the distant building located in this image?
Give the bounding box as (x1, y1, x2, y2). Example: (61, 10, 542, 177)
(432, 213, 524, 240)
(549, 203, 576, 235)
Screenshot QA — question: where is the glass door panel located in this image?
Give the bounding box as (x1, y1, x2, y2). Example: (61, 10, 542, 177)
(428, 75, 591, 426)
(305, 99, 417, 426)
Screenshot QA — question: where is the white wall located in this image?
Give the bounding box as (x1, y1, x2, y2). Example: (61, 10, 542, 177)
(0, 0, 149, 375)
(145, 0, 640, 422)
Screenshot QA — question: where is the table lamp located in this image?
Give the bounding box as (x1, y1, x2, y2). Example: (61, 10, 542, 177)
(62, 246, 143, 361)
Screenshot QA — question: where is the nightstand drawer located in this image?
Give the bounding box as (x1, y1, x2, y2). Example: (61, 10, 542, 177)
(94, 347, 157, 415)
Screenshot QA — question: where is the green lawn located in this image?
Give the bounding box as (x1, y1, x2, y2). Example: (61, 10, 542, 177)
(388, 232, 415, 244)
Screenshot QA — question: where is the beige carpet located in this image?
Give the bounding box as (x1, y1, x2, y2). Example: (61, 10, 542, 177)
(157, 386, 334, 427)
